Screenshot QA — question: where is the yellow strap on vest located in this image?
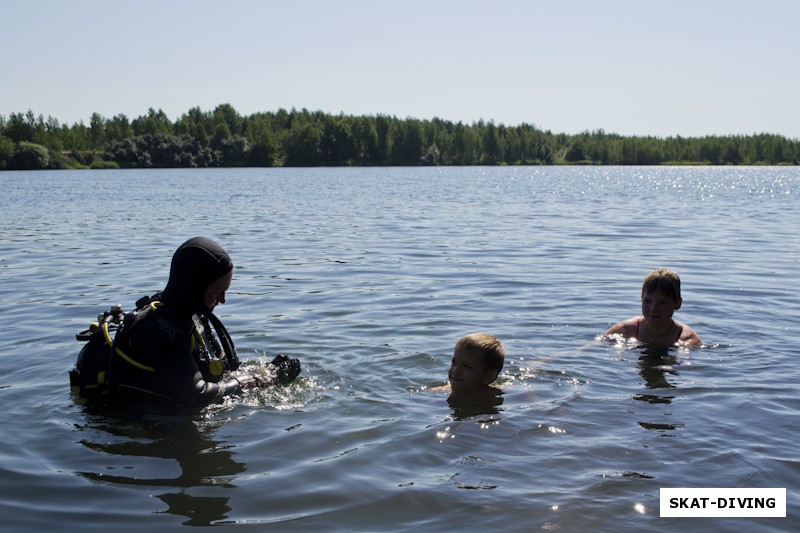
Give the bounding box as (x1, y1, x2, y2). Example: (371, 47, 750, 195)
(103, 317, 156, 373)
(103, 300, 202, 374)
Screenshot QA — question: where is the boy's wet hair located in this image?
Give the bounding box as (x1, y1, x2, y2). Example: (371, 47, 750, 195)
(641, 268, 682, 303)
(455, 333, 506, 372)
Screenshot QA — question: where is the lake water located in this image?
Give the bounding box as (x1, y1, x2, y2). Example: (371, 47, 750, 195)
(0, 166, 797, 531)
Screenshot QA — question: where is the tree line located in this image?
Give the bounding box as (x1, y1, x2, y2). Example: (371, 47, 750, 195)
(1, 104, 798, 170)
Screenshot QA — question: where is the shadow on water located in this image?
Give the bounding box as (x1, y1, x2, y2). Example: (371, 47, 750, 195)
(446, 387, 505, 421)
(75, 410, 243, 526)
(634, 349, 678, 403)
(633, 346, 688, 432)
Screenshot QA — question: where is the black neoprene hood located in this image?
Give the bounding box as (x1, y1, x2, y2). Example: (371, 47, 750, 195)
(161, 236, 234, 315)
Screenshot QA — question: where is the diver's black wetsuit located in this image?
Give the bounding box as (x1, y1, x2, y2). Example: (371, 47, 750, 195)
(107, 237, 245, 411)
(108, 303, 244, 409)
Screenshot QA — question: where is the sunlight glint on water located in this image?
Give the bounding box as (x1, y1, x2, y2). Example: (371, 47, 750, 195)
(0, 166, 797, 531)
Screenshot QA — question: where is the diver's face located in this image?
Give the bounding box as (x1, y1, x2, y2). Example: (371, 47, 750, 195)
(204, 269, 233, 310)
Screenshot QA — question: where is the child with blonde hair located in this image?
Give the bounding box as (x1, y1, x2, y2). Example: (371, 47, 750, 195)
(440, 333, 506, 395)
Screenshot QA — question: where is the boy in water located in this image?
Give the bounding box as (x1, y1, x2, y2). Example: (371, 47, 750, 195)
(605, 268, 702, 347)
(436, 333, 506, 401)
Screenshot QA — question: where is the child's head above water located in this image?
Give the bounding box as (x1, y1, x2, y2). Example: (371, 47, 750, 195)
(641, 268, 682, 305)
(604, 267, 701, 346)
(448, 333, 506, 394)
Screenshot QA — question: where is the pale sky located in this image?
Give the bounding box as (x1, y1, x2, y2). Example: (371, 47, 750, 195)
(3, 0, 799, 139)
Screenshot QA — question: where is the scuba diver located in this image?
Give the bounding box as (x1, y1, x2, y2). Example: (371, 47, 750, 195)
(71, 236, 300, 411)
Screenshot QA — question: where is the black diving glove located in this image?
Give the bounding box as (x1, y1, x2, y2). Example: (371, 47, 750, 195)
(270, 354, 301, 384)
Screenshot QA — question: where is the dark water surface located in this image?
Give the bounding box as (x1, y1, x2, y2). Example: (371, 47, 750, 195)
(0, 166, 797, 531)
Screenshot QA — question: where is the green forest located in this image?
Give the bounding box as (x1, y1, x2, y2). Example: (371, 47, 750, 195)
(1, 104, 798, 170)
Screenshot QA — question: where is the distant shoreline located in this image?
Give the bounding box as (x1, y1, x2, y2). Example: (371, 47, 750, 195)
(2, 105, 798, 170)
(4, 162, 798, 172)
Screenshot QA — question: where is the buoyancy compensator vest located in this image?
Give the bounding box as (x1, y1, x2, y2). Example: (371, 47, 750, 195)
(69, 304, 126, 399)
(69, 294, 240, 400)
